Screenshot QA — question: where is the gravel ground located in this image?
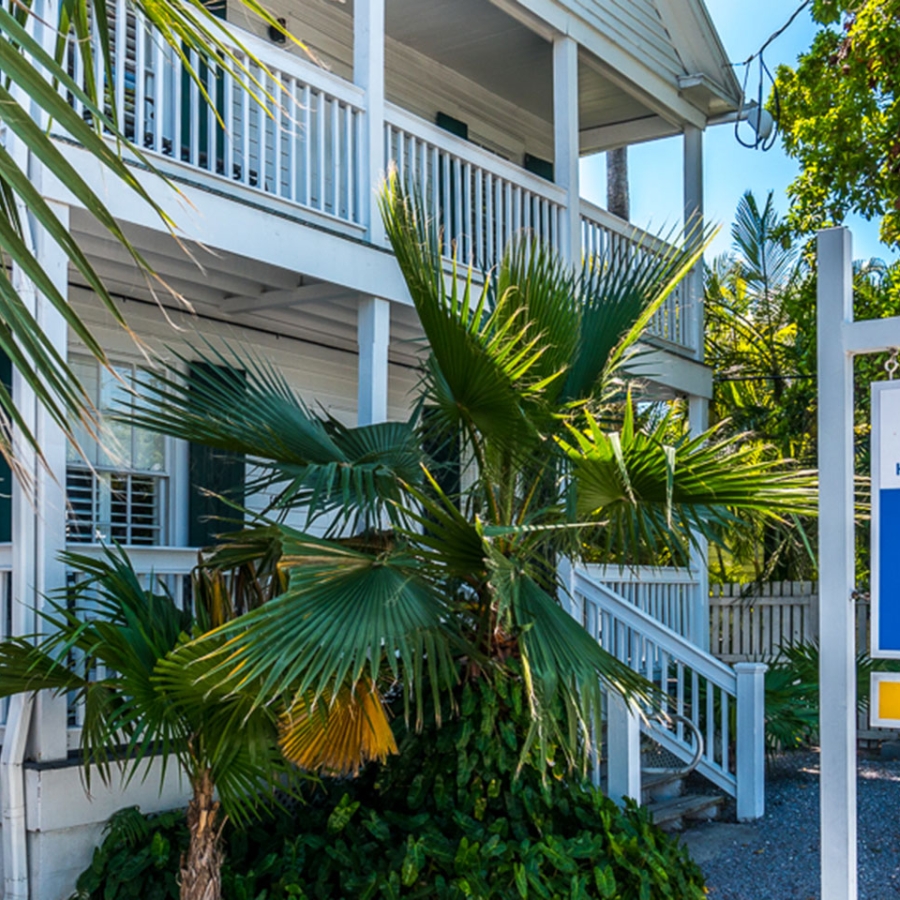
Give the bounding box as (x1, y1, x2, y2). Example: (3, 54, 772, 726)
(681, 751, 900, 900)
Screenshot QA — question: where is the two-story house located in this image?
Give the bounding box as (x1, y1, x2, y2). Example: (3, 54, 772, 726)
(0, 1, 752, 897)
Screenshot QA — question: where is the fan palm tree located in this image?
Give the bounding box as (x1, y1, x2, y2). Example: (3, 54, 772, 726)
(127, 178, 817, 776)
(0, 544, 297, 900)
(0, 0, 304, 474)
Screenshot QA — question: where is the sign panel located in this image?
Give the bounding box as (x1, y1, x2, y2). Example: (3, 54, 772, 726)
(871, 672, 900, 727)
(871, 381, 900, 657)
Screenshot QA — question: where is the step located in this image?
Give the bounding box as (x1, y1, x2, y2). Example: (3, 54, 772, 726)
(641, 770, 684, 804)
(648, 793, 724, 831)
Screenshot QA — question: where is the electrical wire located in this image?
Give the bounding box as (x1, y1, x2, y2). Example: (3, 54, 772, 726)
(731, 0, 811, 151)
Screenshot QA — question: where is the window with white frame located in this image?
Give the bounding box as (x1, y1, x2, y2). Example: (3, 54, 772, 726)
(66, 357, 168, 546)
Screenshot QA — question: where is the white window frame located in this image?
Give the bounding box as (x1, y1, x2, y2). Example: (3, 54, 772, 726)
(65, 351, 184, 548)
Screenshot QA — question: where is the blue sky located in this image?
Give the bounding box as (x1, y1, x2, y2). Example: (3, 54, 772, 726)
(579, 0, 896, 264)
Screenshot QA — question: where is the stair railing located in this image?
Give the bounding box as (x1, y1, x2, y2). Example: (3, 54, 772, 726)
(572, 567, 766, 821)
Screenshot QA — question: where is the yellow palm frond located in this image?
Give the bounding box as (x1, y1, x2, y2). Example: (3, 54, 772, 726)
(279, 682, 398, 777)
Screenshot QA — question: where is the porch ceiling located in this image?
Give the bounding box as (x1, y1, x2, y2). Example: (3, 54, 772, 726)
(385, 0, 554, 121)
(68, 211, 426, 367)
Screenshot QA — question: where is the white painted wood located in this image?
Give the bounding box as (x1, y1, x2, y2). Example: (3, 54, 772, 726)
(580, 115, 681, 154)
(735, 662, 766, 821)
(606, 693, 641, 806)
(553, 35, 580, 264)
(817, 226, 857, 900)
(8, 202, 70, 763)
(683, 125, 704, 361)
(357, 296, 390, 425)
(575, 568, 741, 798)
(354, 0, 386, 244)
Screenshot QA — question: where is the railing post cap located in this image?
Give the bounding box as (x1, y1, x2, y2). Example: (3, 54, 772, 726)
(734, 662, 768, 675)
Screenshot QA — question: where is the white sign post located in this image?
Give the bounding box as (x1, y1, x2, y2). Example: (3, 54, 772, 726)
(818, 227, 900, 900)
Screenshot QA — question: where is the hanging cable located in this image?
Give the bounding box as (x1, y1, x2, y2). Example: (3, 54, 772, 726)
(731, 0, 811, 151)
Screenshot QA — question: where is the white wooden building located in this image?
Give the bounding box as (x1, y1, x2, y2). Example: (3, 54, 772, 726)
(2, 0, 765, 896)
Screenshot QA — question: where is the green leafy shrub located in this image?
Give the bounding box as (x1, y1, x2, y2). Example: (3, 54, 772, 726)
(71, 807, 187, 900)
(74, 675, 706, 900)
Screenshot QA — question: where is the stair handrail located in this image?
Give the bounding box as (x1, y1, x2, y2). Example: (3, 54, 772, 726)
(573, 570, 735, 691)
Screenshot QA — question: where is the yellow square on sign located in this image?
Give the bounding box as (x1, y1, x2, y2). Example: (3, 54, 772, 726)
(880, 681, 900, 720)
(871, 673, 900, 727)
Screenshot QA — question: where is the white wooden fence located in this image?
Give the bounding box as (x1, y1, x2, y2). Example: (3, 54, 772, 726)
(709, 581, 892, 741)
(709, 581, 820, 664)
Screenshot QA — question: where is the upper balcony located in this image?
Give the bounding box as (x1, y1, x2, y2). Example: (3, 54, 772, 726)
(56, 0, 740, 360)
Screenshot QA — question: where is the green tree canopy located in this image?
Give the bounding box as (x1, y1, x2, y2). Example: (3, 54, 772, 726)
(776, 0, 900, 245)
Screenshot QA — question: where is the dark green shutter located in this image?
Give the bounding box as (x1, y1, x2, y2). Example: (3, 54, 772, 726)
(524, 153, 554, 183)
(436, 112, 468, 141)
(0, 352, 11, 542)
(188, 363, 245, 548)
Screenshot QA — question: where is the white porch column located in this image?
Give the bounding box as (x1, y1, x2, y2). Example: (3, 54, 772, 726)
(684, 125, 709, 650)
(735, 662, 767, 821)
(817, 226, 857, 900)
(10, 202, 70, 762)
(553, 34, 580, 265)
(357, 296, 390, 425)
(606, 693, 641, 806)
(683, 125, 704, 358)
(354, 0, 386, 246)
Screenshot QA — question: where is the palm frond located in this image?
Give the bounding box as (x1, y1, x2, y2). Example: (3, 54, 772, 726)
(278, 681, 398, 776)
(125, 343, 424, 528)
(559, 410, 817, 561)
(379, 176, 558, 458)
(200, 528, 461, 725)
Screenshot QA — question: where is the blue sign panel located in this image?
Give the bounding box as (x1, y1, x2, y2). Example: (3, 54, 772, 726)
(872, 382, 900, 657)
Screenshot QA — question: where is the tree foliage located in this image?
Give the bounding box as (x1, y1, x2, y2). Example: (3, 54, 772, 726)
(776, 0, 900, 245)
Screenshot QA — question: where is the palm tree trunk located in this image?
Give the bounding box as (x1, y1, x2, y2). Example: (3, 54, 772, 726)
(607, 147, 630, 221)
(180, 770, 223, 900)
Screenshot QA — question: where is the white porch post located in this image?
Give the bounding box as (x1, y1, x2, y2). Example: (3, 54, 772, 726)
(606, 693, 641, 806)
(10, 202, 70, 762)
(553, 34, 580, 265)
(817, 226, 857, 900)
(735, 662, 766, 821)
(354, 0, 386, 246)
(357, 296, 390, 425)
(684, 125, 709, 650)
(683, 125, 704, 357)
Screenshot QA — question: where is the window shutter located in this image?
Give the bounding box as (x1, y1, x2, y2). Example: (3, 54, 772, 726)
(188, 362, 245, 548)
(524, 153, 554, 183)
(0, 351, 11, 542)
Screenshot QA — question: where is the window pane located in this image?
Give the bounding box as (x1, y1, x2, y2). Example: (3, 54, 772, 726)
(68, 360, 99, 465)
(66, 358, 168, 546)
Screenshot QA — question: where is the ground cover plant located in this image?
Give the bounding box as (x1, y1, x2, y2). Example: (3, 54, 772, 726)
(74, 675, 706, 900)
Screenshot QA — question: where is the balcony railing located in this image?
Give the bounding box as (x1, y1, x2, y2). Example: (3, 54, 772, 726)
(58, 0, 699, 356)
(384, 106, 566, 269)
(581, 201, 696, 353)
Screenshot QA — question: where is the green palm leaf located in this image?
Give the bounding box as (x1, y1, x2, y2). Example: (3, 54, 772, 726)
(203, 529, 462, 724)
(560, 408, 817, 560)
(126, 344, 426, 527)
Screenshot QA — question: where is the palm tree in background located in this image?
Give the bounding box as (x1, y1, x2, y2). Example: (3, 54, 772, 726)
(0, 0, 302, 474)
(704, 191, 814, 580)
(123, 179, 817, 777)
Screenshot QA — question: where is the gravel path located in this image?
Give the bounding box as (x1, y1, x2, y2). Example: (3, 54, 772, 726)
(681, 751, 900, 899)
